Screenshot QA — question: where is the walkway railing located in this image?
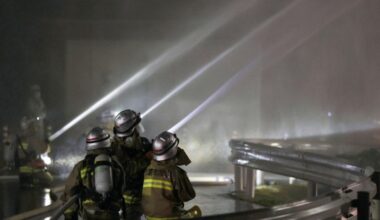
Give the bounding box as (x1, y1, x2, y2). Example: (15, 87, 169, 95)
(226, 139, 379, 219)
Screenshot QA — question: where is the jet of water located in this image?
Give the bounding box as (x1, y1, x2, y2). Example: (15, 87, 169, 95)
(168, 61, 256, 133)
(141, 1, 301, 119)
(49, 1, 255, 142)
(169, 0, 360, 133)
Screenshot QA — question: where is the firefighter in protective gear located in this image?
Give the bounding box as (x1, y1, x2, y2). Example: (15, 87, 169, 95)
(112, 109, 152, 219)
(61, 127, 126, 220)
(142, 131, 200, 220)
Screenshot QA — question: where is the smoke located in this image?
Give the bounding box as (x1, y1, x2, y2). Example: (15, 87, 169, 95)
(167, 0, 361, 172)
(49, 1, 257, 142)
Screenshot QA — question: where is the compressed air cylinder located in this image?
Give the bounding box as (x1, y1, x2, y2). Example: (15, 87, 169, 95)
(94, 154, 114, 198)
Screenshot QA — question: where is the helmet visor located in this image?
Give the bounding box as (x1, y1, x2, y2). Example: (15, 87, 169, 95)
(86, 138, 111, 151)
(114, 127, 135, 138)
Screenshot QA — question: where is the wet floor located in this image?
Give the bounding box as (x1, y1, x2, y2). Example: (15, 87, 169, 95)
(1, 176, 260, 219)
(187, 184, 261, 216)
(0, 176, 62, 219)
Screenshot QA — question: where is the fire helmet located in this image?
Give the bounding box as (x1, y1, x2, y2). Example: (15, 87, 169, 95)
(113, 109, 141, 138)
(153, 131, 179, 161)
(86, 127, 111, 151)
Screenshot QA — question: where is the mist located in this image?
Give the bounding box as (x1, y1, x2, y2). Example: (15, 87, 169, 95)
(1, 0, 380, 174)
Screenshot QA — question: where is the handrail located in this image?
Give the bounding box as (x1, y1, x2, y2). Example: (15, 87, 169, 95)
(50, 194, 79, 220)
(230, 139, 372, 187)
(221, 139, 378, 219)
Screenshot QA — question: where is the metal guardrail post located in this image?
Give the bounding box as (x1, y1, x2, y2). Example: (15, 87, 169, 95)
(234, 165, 243, 192)
(308, 181, 318, 198)
(357, 191, 370, 220)
(244, 168, 256, 199)
(242, 167, 248, 192)
(234, 165, 256, 199)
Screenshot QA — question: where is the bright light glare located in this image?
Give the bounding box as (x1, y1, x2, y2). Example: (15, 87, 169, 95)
(289, 177, 296, 185)
(41, 152, 52, 165)
(43, 191, 52, 206)
(188, 173, 233, 183)
(270, 142, 281, 148)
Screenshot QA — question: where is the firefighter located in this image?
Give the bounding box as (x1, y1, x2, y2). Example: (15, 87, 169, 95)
(61, 127, 126, 220)
(2, 125, 14, 170)
(142, 131, 201, 219)
(112, 109, 152, 219)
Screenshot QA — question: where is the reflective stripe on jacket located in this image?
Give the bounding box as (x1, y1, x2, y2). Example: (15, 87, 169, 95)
(142, 159, 195, 218)
(123, 192, 141, 205)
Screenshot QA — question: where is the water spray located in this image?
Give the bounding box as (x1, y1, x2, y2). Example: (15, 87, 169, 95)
(141, 1, 301, 119)
(168, 60, 256, 133)
(168, 0, 359, 133)
(141, 47, 234, 119)
(49, 1, 254, 142)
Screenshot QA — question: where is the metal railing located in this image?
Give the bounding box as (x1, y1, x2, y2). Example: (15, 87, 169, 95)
(225, 139, 379, 219)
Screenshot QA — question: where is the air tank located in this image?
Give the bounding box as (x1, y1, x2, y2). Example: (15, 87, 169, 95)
(94, 154, 113, 198)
